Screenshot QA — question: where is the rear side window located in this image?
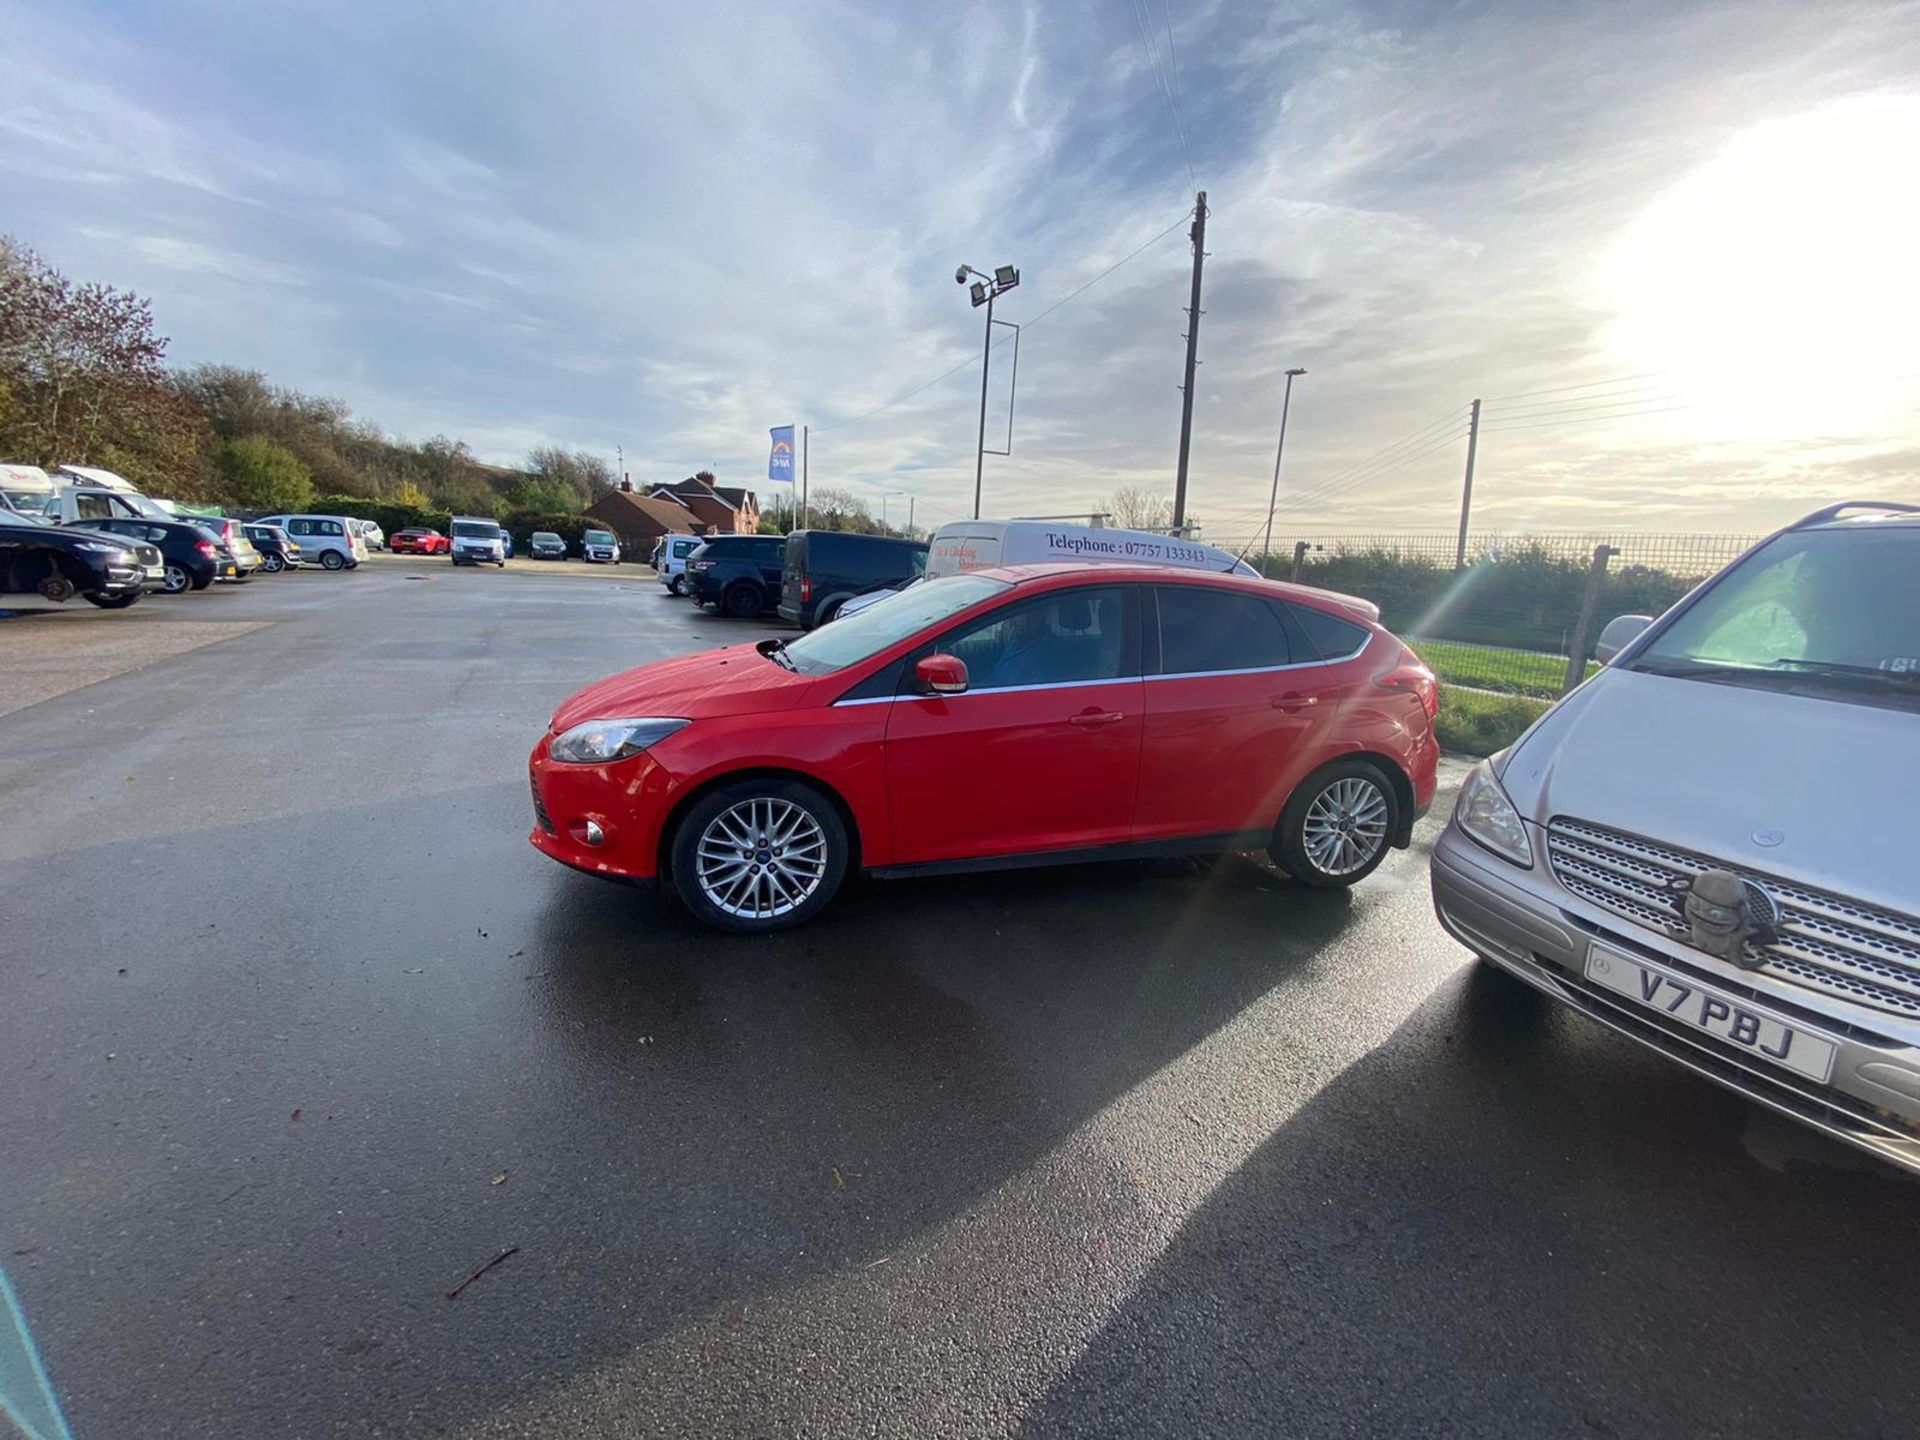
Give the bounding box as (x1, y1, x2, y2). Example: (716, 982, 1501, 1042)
(1155, 586, 1292, 674)
(1288, 603, 1370, 661)
(320, 520, 345, 536)
(288, 519, 314, 536)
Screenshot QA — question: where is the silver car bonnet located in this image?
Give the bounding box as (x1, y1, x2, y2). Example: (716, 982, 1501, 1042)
(1502, 665, 1918, 917)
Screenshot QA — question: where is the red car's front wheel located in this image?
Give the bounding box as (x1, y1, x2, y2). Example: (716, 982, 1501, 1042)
(669, 780, 849, 932)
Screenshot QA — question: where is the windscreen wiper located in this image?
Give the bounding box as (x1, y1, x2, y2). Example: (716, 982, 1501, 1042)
(756, 637, 797, 672)
(1764, 658, 1920, 686)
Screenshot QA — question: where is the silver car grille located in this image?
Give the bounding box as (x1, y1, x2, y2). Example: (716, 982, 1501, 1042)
(1546, 817, 1920, 1020)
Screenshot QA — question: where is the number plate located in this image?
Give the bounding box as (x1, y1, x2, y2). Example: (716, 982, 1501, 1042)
(1585, 944, 1836, 1084)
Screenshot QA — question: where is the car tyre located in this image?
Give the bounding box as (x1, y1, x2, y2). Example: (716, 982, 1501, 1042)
(723, 583, 764, 620)
(1271, 759, 1399, 888)
(263, 552, 285, 573)
(162, 562, 192, 594)
(670, 779, 849, 933)
(85, 592, 140, 609)
(320, 550, 346, 571)
(668, 574, 686, 596)
(816, 598, 843, 626)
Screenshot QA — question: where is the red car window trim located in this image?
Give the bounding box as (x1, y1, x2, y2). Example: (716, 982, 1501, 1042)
(1145, 634, 1373, 682)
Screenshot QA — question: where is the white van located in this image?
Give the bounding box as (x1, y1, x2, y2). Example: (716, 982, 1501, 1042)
(1, 463, 55, 517)
(925, 519, 1258, 580)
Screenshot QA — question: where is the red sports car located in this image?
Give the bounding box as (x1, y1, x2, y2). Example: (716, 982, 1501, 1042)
(391, 528, 450, 555)
(529, 563, 1439, 931)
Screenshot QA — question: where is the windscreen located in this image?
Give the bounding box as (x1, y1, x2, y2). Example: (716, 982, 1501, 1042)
(781, 574, 1010, 675)
(451, 521, 499, 539)
(1630, 526, 1920, 711)
(585, 530, 613, 544)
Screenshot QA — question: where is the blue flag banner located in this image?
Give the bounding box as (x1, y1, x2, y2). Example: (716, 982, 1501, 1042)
(768, 426, 796, 483)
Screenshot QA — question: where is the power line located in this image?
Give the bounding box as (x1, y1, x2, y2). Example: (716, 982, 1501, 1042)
(1131, 0, 1194, 187)
(811, 213, 1189, 434)
(1484, 385, 1673, 420)
(1481, 402, 1695, 434)
(1159, 0, 1197, 185)
(1482, 371, 1666, 403)
(1278, 429, 1468, 514)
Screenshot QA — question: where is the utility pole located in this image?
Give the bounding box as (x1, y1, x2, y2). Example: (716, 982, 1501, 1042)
(908, 496, 915, 537)
(1259, 367, 1306, 572)
(1171, 190, 1208, 531)
(801, 425, 809, 530)
(1455, 398, 1481, 569)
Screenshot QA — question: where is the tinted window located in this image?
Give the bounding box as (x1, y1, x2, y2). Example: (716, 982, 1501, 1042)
(935, 587, 1129, 690)
(288, 519, 314, 536)
(1156, 586, 1291, 674)
(320, 520, 345, 536)
(1289, 603, 1370, 661)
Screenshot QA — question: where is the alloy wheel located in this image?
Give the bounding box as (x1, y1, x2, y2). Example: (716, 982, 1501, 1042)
(163, 563, 189, 594)
(1300, 776, 1390, 876)
(694, 797, 829, 921)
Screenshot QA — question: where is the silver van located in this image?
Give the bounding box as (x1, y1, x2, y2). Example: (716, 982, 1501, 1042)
(1431, 501, 1920, 1173)
(258, 514, 368, 570)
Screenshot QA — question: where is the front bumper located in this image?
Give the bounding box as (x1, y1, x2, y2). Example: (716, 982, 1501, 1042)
(1431, 822, 1920, 1173)
(526, 737, 675, 883)
(97, 563, 152, 596)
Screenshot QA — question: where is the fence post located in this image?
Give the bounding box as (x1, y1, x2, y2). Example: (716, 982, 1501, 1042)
(1563, 544, 1617, 695)
(1290, 540, 1309, 583)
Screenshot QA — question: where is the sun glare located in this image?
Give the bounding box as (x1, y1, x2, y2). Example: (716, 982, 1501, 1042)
(1600, 94, 1920, 440)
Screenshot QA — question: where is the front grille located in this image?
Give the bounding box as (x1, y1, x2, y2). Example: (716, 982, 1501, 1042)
(530, 774, 555, 835)
(134, 543, 162, 566)
(1547, 817, 1920, 1020)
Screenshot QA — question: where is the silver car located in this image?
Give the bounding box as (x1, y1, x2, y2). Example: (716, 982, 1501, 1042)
(1431, 501, 1920, 1174)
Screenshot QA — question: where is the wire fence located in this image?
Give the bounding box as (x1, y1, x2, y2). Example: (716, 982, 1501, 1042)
(1209, 531, 1759, 700)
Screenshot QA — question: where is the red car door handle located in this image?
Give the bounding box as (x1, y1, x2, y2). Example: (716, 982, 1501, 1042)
(1070, 710, 1127, 727)
(1271, 692, 1318, 712)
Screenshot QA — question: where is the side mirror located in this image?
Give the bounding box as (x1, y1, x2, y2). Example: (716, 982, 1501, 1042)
(915, 654, 969, 695)
(1595, 614, 1653, 664)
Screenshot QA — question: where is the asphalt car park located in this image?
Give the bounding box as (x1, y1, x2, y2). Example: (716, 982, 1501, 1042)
(2, 566, 1916, 1439)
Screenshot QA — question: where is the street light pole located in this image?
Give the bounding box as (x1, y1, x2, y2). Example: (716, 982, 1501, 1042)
(973, 288, 994, 520)
(1259, 368, 1307, 573)
(881, 489, 906, 532)
(957, 262, 1019, 520)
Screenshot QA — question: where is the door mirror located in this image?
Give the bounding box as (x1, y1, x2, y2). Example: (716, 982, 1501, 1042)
(915, 654, 969, 695)
(1595, 614, 1653, 664)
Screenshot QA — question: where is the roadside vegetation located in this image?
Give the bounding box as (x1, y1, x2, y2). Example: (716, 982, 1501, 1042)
(1435, 688, 1550, 756)
(1414, 639, 1596, 699)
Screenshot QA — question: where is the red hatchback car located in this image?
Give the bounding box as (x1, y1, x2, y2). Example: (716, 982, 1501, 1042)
(529, 563, 1439, 931)
(391, 528, 450, 555)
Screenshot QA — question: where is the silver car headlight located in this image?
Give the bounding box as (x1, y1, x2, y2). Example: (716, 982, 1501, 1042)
(1454, 759, 1534, 867)
(548, 717, 689, 764)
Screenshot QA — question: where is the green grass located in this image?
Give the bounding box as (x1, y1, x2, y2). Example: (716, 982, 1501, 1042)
(1434, 688, 1551, 757)
(1413, 639, 1597, 700)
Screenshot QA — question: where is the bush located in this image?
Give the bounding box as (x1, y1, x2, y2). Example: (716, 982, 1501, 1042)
(217, 435, 313, 513)
(1435, 688, 1550, 757)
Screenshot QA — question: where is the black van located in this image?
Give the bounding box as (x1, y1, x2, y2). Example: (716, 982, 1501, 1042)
(778, 530, 929, 628)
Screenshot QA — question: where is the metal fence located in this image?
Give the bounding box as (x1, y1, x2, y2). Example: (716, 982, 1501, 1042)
(1209, 531, 1759, 700)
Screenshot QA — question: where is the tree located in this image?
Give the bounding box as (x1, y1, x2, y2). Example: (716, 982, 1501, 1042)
(391, 479, 432, 509)
(1102, 485, 1174, 532)
(0, 237, 191, 487)
(217, 435, 313, 512)
(525, 445, 616, 508)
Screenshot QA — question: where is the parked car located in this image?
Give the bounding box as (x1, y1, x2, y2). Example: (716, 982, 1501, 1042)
(530, 562, 1439, 931)
(654, 533, 701, 593)
(529, 531, 568, 560)
(582, 528, 620, 564)
(352, 518, 386, 551)
(502, 530, 515, 559)
(77, 516, 235, 592)
(1431, 501, 1920, 1176)
(391, 528, 450, 555)
(1, 517, 163, 608)
(778, 530, 929, 628)
(450, 516, 507, 566)
(686, 534, 786, 618)
(1, 463, 55, 517)
(257, 514, 368, 570)
(189, 516, 264, 579)
(243, 522, 302, 572)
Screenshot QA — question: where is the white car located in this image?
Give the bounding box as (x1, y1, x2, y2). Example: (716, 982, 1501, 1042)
(1431, 501, 1920, 1175)
(653, 533, 700, 592)
(352, 518, 386, 551)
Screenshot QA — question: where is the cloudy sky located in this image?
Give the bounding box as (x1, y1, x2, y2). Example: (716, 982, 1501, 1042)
(5, 0, 1919, 537)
